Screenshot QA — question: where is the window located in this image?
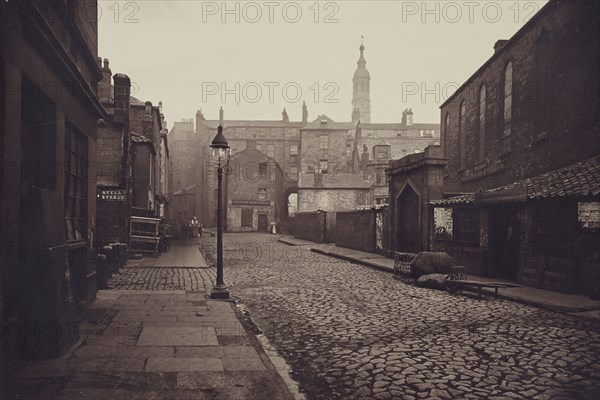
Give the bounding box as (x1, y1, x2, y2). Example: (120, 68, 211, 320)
(259, 162, 268, 177)
(318, 160, 328, 173)
(443, 113, 450, 157)
(375, 169, 385, 184)
(503, 62, 513, 152)
(459, 100, 466, 169)
(357, 191, 365, 205)
(346, 143, 352, 156)
(290, 144, 298, 155)
(241, 208, 253, 227)
(256, 143, 263, 152)
(478, 84, 486, 162)
(266, 144, 275, 158)
(289, 166, 298, 180)
(319, 135, 328, 150)
(258, 188, 267, 200)
(374, 145, 390, 159)
(453, 208, 479, 245)
(21, 76, 57, 191)
(64, 122, 88, 242)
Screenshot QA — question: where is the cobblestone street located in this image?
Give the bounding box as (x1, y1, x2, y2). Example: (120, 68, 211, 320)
(198, 233, 600, 400)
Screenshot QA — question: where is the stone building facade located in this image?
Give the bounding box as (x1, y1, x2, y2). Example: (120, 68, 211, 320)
(428, 0, 599, 296)
(1, 0, 106, 381)
(224, 149, 285, 232)
(96, 63, 132, 247)
(96, 61, 170, 244)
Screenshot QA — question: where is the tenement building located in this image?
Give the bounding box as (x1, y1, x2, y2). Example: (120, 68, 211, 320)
(405, 0, 599, 296)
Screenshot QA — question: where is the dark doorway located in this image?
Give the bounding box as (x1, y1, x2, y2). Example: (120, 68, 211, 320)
(488, 206, 520, 281)
(397, 185, 420, 253)
(257, 214, 268, 232)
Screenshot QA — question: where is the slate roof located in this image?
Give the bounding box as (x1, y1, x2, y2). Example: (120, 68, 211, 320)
(361, 123, 440, 131)
(200, 120, 305, 129)
(431, 156, 600, 206)
(299, 173, 371, 189)
(486, 156, 600, 199)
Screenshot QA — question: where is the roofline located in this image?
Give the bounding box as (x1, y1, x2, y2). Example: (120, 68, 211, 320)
(440, 0, 554, 108)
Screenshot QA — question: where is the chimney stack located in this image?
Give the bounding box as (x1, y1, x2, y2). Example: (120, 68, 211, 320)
(494, 40, 509, 54)
(195, 109, 205, 133)
(113, 73, 131, 124)
(302, 101, 308, 123)
(99, 57, 113, 103)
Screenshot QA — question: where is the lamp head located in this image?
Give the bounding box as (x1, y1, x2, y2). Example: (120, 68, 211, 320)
(210, 125, 230, 158)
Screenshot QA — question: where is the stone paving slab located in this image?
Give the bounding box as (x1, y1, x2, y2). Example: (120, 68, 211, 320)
(68, 371, 177, 390)
(140, 239, 208, 268)
(145, 357, 223, 372)
(55, 388, 208, 400)
(137, 326, 219, 346)
(73, 345, 174, 358)
(175, 345, 259, 358)
(221, 357, 267, 371)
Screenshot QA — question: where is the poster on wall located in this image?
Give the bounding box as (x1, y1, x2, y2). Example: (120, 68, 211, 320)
(578, 202, 600, 229)
(434, 207, 453, 240)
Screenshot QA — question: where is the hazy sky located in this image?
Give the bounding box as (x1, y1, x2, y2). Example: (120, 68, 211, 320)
(98, 0, 548, 126)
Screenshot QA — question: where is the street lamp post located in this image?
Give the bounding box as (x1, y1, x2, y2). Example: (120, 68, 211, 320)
(210, 125, 230, 299)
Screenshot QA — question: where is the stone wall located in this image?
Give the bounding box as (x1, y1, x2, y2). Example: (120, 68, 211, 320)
(335, 210, 376, 253)
(294, 212, 325, 243)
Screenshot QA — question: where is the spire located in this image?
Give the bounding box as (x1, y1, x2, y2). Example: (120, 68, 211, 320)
(352, 37, 371, 123)
(358, 35, 366, 67)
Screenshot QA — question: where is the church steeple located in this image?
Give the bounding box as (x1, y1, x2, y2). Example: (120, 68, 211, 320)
(352, 37, 371, 123)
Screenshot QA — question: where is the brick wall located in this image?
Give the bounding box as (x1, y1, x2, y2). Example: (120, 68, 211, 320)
(335, 210, 376, 252)
(294, 212, 325, 243)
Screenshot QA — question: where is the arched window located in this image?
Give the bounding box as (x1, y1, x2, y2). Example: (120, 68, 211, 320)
(478, 84, 486, 162)
(444, 113, 450, 157)
(459, 101, 466, 169)
(503, 62, 513, 152)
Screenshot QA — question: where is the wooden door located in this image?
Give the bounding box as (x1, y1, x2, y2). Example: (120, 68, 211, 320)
(257, 214, 268, 232)
(397, 186, 420, 253)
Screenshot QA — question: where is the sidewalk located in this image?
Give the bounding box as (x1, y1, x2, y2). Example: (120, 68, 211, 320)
(279, 235, 600, 316)
(6, 240, 300, 400)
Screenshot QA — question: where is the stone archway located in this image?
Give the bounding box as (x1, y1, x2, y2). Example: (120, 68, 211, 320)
(283, 186, 299, 221)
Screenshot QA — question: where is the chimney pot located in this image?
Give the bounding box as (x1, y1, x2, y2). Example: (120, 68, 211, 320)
(103, 58, 109, 69)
